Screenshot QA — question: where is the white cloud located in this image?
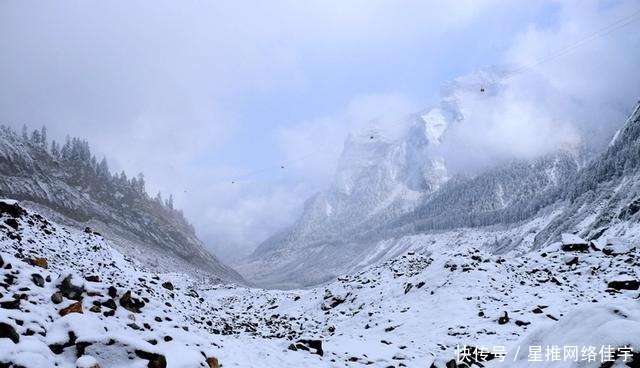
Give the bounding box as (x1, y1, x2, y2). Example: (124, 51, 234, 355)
(433, 0, 640, 172)
(275, 93, 417, 183)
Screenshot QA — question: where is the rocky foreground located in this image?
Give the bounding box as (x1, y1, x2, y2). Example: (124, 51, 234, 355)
(1, 199, 640, 367)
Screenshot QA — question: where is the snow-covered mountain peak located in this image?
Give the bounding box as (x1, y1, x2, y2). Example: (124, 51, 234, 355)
(419, 66, 510, 146)
(334, 66, 511, 198)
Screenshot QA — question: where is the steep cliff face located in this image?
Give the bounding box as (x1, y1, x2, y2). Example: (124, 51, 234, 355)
(533, 103, 640, 247)
(241, 69, 570, 287)
(0, 127, 243, 283)
(241, 65, 638, 288)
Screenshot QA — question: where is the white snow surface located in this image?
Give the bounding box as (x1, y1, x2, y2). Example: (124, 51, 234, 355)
(1, 199, 639, 367)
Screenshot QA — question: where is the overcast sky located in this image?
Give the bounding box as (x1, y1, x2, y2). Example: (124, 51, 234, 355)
(1, 0, 639, 262)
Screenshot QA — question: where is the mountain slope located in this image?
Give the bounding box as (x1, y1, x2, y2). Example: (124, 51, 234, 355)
(0, 126, 242, 283)
(239, 70, 588, 288)
(533, 103, 640, 247)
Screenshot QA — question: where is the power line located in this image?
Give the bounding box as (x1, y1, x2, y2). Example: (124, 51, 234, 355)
(505, 8, 640, 78)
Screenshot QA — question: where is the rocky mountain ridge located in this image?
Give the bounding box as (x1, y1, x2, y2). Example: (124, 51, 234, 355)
(0, 126, 242, 283)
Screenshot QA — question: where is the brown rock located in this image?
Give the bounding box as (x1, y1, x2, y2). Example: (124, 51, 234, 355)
(31, 257, 48, 269)
(89, 305, 101, 313)
(206, 357, 219, 368)
(120, 290, 145, 313)
(60, 301, 83, 316)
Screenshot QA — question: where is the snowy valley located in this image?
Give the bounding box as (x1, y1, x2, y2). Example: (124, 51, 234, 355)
(3, 2, 640, 367)
(1, 195, 639, 367)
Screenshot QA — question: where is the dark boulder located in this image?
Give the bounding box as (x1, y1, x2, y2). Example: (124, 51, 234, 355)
(102, 298, 117, 310)
(120, 290, 145, 313)
(31, 273, 45, 287)
(58, 275, 84, 300)
(290, 339, 323, 356)
(0, 298, 20, 310)
(0, 201, 24, 218)
(4, 218, 19, 230)
(107, 286, 117, 299)
(85, 275, 100, 282)
(51, 292, 63, 304)
(607, 280, 640, 291)
(561, 243, 590, 252)
(0, 322, 19, 343)
(498, 311, 509, 325)
(135, 350, 167, 368)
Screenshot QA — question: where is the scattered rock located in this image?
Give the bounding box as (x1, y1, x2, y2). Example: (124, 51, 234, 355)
(30, 257, 49, 269)
(4, 218, 19, 229)
(498, 311, 509, 325)
(607, 280, 640, 291)
(58, 275, 84, 300)
(0, 298, 20, 310)
(561, 234, 590, 252)
(102, 299, 117, 310)
(206, 357, 220, 368)
(0, 201, 24, 217)
(561, 243, 590, 252)
(161, 282, 174, 291)
(289, 339, 323, 356)
(321, 291, 350, 311)
(60, 301, 83, 316)
(404, 283, 413, 294)
(602, 238, 634, 256)
(134, 350, 167, 368)
(0, 322, 19, 343)
(85, 275, 100, 283)
(107, 286, 117, 299)
(32, 273, 45, 287)
(564, 256, 579, 266)
(120, 290, 145, 313)
(49, 331, 77, 355)
(51, 292, 64, 304)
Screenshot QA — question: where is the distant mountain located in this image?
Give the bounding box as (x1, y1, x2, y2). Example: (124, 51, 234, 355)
(0, 125, 243, 283)
(240, 69, 638, 288)
(533, 102, 640, 246)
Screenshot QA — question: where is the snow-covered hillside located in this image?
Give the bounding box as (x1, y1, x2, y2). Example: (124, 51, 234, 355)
(2, 199, 638, 367)
(0, 127, 242, 283)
